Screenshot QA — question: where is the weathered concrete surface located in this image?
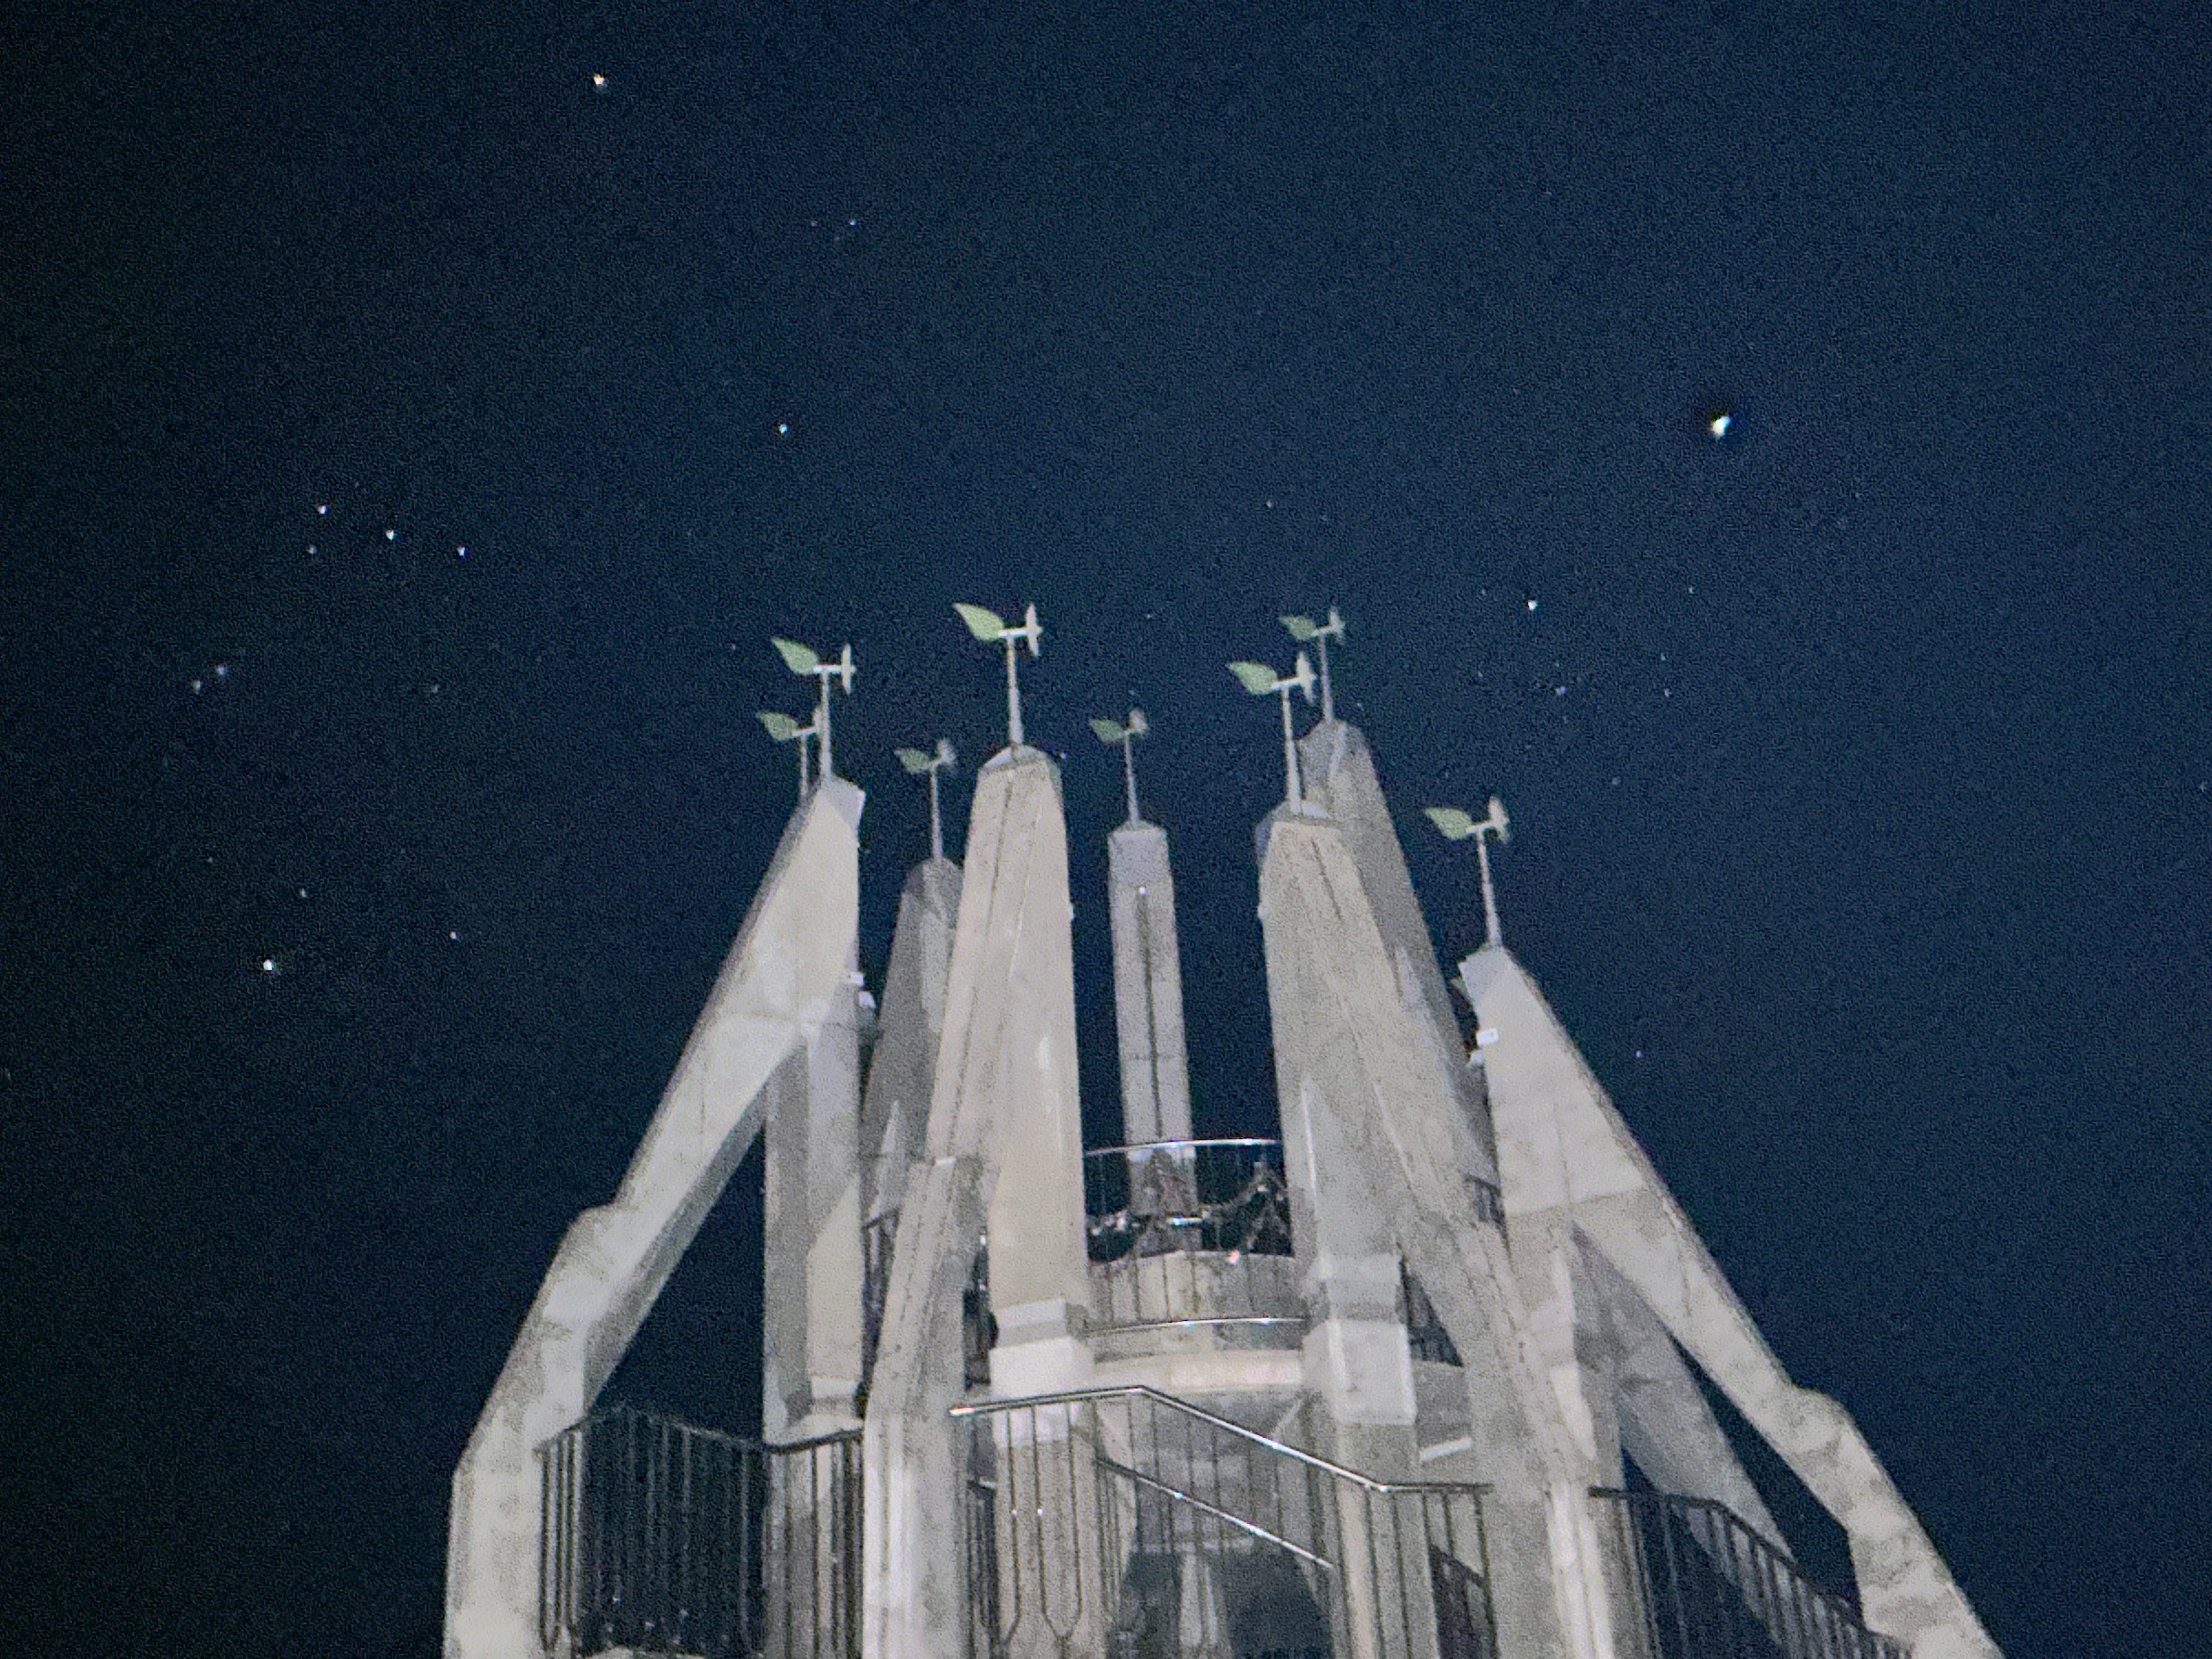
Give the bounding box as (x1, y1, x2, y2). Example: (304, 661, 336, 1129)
(445, 778, 863, 1659)
(1300, 721, 1500, 1177)
(1584, 1244, 1782, 1549)
(1258, 806, 1598, 1659)
(862, 747, 1090, 1659)
(1461, 942, 2002, 1659)
(762, 960, 865, 1438)
(1107, 819, 1194, 1147)
(858, 855, 961, 1228)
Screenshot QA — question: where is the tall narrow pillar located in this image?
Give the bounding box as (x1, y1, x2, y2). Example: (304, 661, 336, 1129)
(763, 963, 866, 1439)
(1107, 819, 1194, 1149)
(863, 747, 1095, 1659)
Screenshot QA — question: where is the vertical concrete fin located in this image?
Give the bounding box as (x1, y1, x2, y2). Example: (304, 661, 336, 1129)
(763, 950, 865, 1438)
(859, 855, 962, 1225)
(862, 748, 1088, 1659)
(1461, 942, 2003, 1659)
(1256, 806, 1586, 1659)
(445, 777, 863, 1659)
(1300, 721, 1500, 1176)
(1107, 819, 1194, 1146)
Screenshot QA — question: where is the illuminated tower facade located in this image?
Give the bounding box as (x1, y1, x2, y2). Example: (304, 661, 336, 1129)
(446, 612, 2002, 1659)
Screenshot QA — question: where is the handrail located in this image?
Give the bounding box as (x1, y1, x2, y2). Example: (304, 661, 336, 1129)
(1084, 1136, 1283, 1159)
(537, 1401, 860, 1459)
(951, 1384, 1490, 1498)
(1593, 1485, 1906, 1659)
(1094, 1455, 1337, 1570)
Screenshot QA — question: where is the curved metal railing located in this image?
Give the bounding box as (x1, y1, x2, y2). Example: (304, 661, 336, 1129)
(1081, 1138, 1294, 1262)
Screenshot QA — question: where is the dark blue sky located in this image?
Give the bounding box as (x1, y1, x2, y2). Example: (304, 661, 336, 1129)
(3, 2, 2207, 1655)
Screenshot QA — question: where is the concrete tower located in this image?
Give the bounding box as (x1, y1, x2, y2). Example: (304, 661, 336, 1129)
(1096, 710, 1194, 1150)
(447, 613, 2003, 1659)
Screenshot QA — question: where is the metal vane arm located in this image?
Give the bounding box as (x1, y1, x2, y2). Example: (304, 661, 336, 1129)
(1088, 709, 1150, 824)
(896, 738, 957, 861)
(955, 603, 1043, 748)
(1423, 797, 1512, 948)
(771, 638, 856, 778)
(758, 709, 820, 799)
(1228, 652, 1317, 806)
(1281, 606, 1346, 724)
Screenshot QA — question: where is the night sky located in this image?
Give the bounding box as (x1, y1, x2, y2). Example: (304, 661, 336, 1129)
(5, 2, 2208, 1655)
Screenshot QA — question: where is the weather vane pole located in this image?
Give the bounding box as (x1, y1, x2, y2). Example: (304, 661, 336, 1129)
(757, 708, 819, 799)
(771, 638, 855, 778)
(955, 603, 1043, 748)
(1425, 797, 1512, 948)
(1281, 606, 1346, 724)
(896, 738, 957, 861)
(1089, 709, 1150, 824)
(1229, 651, 1318, 806)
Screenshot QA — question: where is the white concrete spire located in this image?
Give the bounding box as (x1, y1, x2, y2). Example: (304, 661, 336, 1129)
(772, 637, 857, 777)
(1425, 797, 1512, 948)
(895, 738, 957, 862)
(955, 602, 1041, 748)
(1229, 650, 1318, 806)
(1281, 605, 1346, 724)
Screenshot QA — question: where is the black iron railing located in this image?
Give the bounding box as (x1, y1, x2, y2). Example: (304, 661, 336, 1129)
(1080, 1141, 1301, 1340)
(858, 1211, 993, 1389)
(1593, 1488, 1906, 1659)
(954, 1386, 1495, 1659)
(1081, 1139, 1294, 1262)
(540, 1406, 861, 1659)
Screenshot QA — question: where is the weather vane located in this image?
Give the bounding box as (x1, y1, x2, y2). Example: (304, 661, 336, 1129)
(757, 708, 819, 798)
(954, 603, 1042, 748)
(895, 738, 957, 861)
(1280, 606, 1346, 724)
(770, 637, 855, 778)
(1425, 797, 1512, 948)
(1088, 709, 1150, 825)
(1229, 650, 1318, 808)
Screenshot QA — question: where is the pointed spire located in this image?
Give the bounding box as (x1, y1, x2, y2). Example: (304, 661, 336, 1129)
(771, 638, 856, 777)
(1424, 797, 1512, 948)
(1088, 709, 1150, 824)
(1281, 606, 1347, 724)
(895, 738, 957, 862)
(757, 708, 819, 798)
(1229, 651, 1318, 806)
(954, 603, 1043, 748)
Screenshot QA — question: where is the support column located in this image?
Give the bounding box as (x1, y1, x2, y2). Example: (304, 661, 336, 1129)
(1257, 804, 1589, 1659)
(1107, 819, 1194, 1149)
(763, 962, 865, 1440)
(445, 778, 863, 1659)
(863, 748, 1092, 1659)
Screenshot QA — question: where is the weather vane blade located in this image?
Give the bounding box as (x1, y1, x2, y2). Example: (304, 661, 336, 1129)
(956, 602, 1041, 748)
(897, 738, 957, 861)
(1425, 796, 1511, 946)
(1229, 650, 1316, 806)
(771, 637, 855, 778)
(1280, 605, 1345, 723)
(1091, 708, 1149, 823)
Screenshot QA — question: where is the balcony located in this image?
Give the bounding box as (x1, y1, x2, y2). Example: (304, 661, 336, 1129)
(539, 1406, 859, 1659)
(1081, 1140, 1304, 1358)
(1591, 1488, 1906, 1659)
